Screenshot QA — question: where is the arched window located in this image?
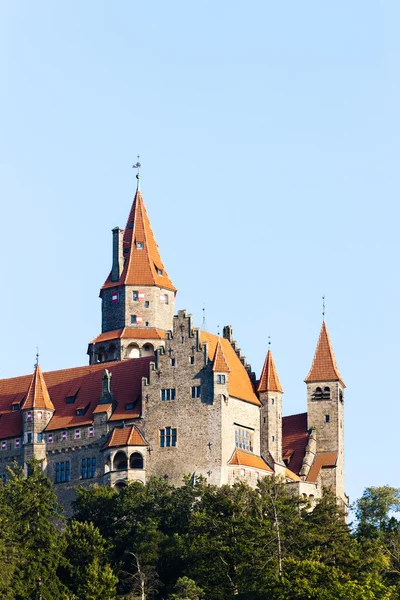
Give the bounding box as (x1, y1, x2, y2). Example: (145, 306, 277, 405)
(141, 343, 154, 357)
(127, 344, 140, 358)
(322, 386, 331, 399)
(104, 456, 111, 473)
(108, 345, 117, 361)
(114, 481, 127, 491)
(113, 451, 128, 471)
(314, 387, 323, 399)
(130, 453, 144, 469)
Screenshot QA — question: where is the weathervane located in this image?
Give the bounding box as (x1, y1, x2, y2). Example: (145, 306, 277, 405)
(35, 347, 39, 369)
(132, 155, 141, 189)
(268, 335, 271, 349)
(322, 296, 325, 322)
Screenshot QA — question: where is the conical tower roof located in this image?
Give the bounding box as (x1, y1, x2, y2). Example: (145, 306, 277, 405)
(102, 189, 176, 292)
(305, 322, 345, 387)
(257, 349, 283, 393)
(21, 363, 55, 411)
(212, 339, 230, 372)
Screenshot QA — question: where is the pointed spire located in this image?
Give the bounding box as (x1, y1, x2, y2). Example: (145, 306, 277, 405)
(22, 363, 55, 411)
(212, 339, 230, 372)
(102, 187, 176, 292)
(305, 322, 345, 387)
(257, 349, 283, 393)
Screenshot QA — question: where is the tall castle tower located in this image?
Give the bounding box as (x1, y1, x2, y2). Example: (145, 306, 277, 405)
(88, 176, 177, 364)
(305, 321, 346, 505)
(258, 348, 283, 465)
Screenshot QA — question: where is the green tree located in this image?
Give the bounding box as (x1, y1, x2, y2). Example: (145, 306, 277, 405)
(77, 556, 118, 600)
(0, 459, 67, 599)
(168, 576, 204, 600)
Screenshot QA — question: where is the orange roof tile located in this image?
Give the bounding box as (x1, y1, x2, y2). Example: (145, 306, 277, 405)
(200, 332, 260, 406)
(91, 328, 166, 344)
(102, 425, 148, 449)
(282, 413, 309, 475)
(21, 364, 55, 411)
(0, 358, 152, 437)
(102, 189, 176, 292)
(212, 339, 230, 373)
(228, 448, 273, 472)
(305, 322, 345, 387)
(285, 468, 301, 482)
(306, 451, 338, 482)
(257, 349, 283, 393)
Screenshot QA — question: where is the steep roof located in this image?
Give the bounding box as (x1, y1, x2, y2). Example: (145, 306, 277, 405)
(21, 364, 55, 411)
(282, 412, 309, 475)
(102, 425, 148, 450)
(0, 358, 152, 438)
(200, 332, 260, 406)
(212, 339, 230, 373)
(228, 448, 273, 472)
(306, 451, 338, 482)
(305, 322, 345, 387)
(102, 189, 176, 292)
(257, 349, 283, 393)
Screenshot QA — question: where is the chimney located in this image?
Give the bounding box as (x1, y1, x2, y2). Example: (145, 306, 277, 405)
(111, 227, 124, 282)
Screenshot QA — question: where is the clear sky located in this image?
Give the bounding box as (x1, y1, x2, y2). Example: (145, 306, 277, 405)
(0, 1, 398, 508)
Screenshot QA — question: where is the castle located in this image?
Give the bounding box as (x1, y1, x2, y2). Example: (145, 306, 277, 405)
(0, 175, 347, 511)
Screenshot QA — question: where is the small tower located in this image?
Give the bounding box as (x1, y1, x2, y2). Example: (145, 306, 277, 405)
(305, 321, 346, 503)
(88, 174, 177, 364)
(21, 361, 54, 473)
(257, 348, 283, 464)
(212, 339, 230, 401)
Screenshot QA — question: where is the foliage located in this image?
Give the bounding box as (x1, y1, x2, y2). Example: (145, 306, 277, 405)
(0, 463, 398, 599)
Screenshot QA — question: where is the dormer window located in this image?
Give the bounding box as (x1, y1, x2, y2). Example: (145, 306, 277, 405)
(136, 242, 143, 249)
(156, 266, 163, 275)
(76, 404, 89, 417)
(12, 403, 20, 412)
(125, 402, 134, 410)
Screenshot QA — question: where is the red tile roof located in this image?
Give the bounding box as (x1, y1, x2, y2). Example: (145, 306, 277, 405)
(102, 425, 148, 449)
(212, 339, 230, 373)
(21, 364, 55, 411)
(306, 451, 338, 482)
(102, 190, 176, 292)
(305, 322, 345, 387)
(0, 358, 152, 437)
(91, 328, 167, 344)
(200, 332, 260, 406)
(228, 448, 273, 472)
(282, 412, 309, 475)
(257, 349, 283, 393)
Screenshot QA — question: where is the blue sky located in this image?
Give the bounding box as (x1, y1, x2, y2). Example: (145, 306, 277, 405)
(0, 1, 398, 507)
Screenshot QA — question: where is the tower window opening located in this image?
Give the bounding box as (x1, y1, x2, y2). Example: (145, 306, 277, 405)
(132, 291, 138, 301)
(216, 375, 226, 384)
(271, 398, 275, 405)
(190, 356, 195, 364)
(322, 386, 331, 399)
(145, 301, 150, 308)
(136, 242, 143, 249)
(171, 358, 175, 366)
(325, 414, 330, 423)
(131, 315, 137, 324)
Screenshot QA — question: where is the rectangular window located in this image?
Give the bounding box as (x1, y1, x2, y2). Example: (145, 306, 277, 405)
(12, 404, 19, 412)
(171, 358, 175, 366)
(131, 315, 137, 324)
(145, 300, 150, 308)
(75, 429, 81, 440)
(55, 461, 70, 483)
(81, 458, 87, 479)
(189, 356, 195, 364)
(112, 292, 118, 303)
(216, 375, 226, 384)
(62, 431, 67, 441)
(27, 411, 32, 421)
(161, 388, 176, 401)
(1, 441, 6, 450)
(27, 433, 32, 444)
(235, 426, 254, 452)
(48, 433, 53, 443)
(191, 386, 201, 398)
(325, 415, 330, 423)
(160, 427, 177, 447)
(88, 426, 94, 437)
(15, 439, 20, 448)
(37, 433, 43, 443)
(132, 291, 138, 301)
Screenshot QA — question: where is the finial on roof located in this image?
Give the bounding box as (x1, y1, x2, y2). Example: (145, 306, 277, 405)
(268, 335, 271, 350)
(132, 155, 141, 190)
(217, 325, 220, 337)
(322, 295, 326, 322)
(35, 346, 39, 369)
(201, 304, 207, 332)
